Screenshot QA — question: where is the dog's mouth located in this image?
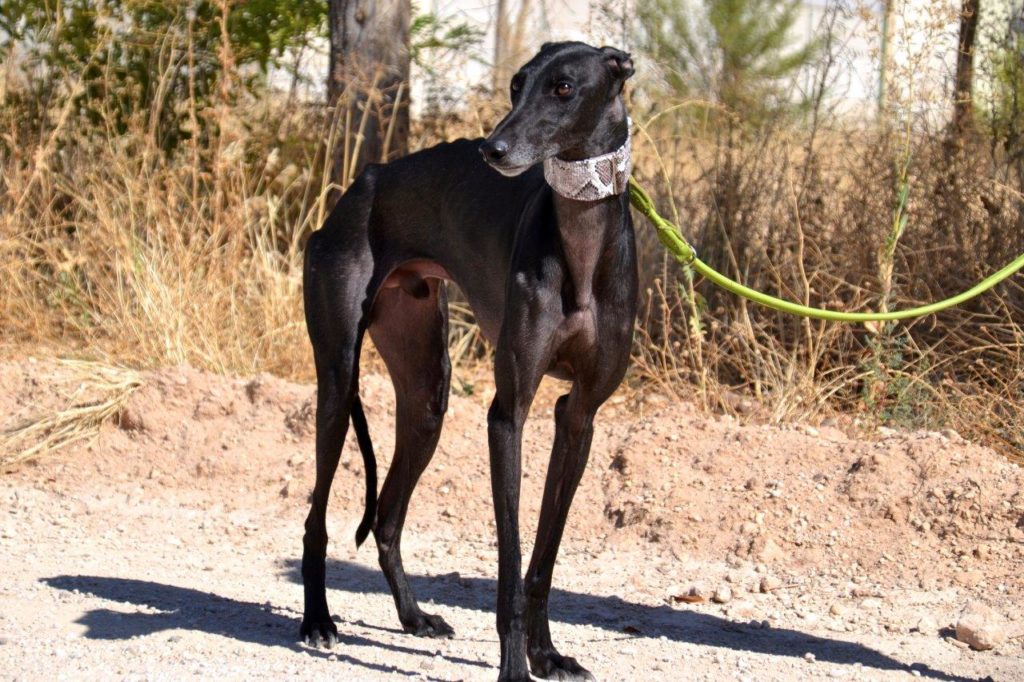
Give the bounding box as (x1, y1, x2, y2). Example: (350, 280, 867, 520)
(488, 162, 532, 177)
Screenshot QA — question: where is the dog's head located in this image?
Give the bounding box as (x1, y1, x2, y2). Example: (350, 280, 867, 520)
(480, 42, 634, 176)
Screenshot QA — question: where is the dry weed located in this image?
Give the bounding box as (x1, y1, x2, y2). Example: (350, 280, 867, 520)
(0, 361, 142, 469)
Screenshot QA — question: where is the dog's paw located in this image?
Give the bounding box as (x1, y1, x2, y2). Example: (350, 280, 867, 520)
(402, 612, 455, 638)
(529, 650, 595, 681)
(300, 617, 339, 648)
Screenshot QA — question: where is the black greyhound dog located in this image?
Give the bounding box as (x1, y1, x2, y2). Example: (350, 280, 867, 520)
(301, 42, 637, 681)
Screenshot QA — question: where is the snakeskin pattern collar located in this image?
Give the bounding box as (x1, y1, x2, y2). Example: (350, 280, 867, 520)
(543, 121, 632, 201)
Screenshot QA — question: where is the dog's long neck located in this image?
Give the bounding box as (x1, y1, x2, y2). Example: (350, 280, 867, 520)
(553, 112, 630, 312)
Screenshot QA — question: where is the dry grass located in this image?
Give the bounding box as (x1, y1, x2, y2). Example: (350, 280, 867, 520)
(626, 106, 1024, 460)
(1, 31, 1023, 464)
(0, 361, 142, 469)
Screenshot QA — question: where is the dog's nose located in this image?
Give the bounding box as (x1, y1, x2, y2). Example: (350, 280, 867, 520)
(480, 139, 509, 163)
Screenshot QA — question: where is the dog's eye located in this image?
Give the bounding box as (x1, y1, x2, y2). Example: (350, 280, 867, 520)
(510, 76, 524, 93)
(554, 82, 574, 98)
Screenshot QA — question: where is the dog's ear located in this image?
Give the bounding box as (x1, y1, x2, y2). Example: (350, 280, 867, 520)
(600, 46, 635, 94)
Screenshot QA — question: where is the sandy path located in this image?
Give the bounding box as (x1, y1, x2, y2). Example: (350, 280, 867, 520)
(0, 360, 1021, 681)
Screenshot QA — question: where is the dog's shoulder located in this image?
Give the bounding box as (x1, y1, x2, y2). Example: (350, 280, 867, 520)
(375, 137, 492, 183)
(375, 137, 482, 174)
(413, 137, 485, 159)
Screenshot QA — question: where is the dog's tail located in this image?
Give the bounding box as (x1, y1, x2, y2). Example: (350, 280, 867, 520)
(351, 394, 377, 548)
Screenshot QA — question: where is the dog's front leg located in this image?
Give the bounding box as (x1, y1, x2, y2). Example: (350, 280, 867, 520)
(524, 387, 597, 681)
(487, 325, 551, 682)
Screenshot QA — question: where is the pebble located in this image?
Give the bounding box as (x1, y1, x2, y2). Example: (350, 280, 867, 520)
(830, 603, 848, 617)
(727, 601, 757, 621)
(804, 652, 816, 663)
(757, 537, 785, 562)
(913, 614, 938, 636)
(712, 586, 732, 604)
(955, 600, 1007, 651)
(279, 479, 294, 498)
(759, 576, 782, 593)
(940, 428, 963, 442)
(955, 570, 984, 588)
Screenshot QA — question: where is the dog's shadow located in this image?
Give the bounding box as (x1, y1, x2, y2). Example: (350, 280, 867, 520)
(41, 574, 486, 679)
(45, 564, 985, 682)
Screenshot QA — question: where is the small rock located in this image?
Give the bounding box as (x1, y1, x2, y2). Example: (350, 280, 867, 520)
(955, 601, 1007, 651)
(941, 428, 963, 442)
(712, 586, 732, 604)
(955, 570, 984, 588)
(728, 601, 757, 621)
(830, 603, 848, 617)
(759, 576, 782, 593)
(804, 652, 816, 663)
(860, 598, 883, 610)
(279, 479, 294, 498)
(754, 537, 785, 563)
(913, 614, 938, 636)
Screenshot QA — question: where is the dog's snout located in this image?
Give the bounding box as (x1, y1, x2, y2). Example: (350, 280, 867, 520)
(480, 139, 509, 163)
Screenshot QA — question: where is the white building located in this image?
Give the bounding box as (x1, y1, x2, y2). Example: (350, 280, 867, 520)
(431, 0, 1023, 122)
(273, 0, 1023, 124)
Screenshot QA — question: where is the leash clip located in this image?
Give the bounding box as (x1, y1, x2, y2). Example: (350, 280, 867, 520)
(682, 244, 697, 266)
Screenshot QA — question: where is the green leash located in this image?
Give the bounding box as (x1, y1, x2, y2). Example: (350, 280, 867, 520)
(628, 178, 1024, 322)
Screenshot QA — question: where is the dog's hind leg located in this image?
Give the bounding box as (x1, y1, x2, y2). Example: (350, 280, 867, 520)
(300, 228, 372, 648)
(368, 277, 454, 638)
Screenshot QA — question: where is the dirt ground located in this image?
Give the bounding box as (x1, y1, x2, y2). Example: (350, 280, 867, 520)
(1, 357, 1022, 681)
